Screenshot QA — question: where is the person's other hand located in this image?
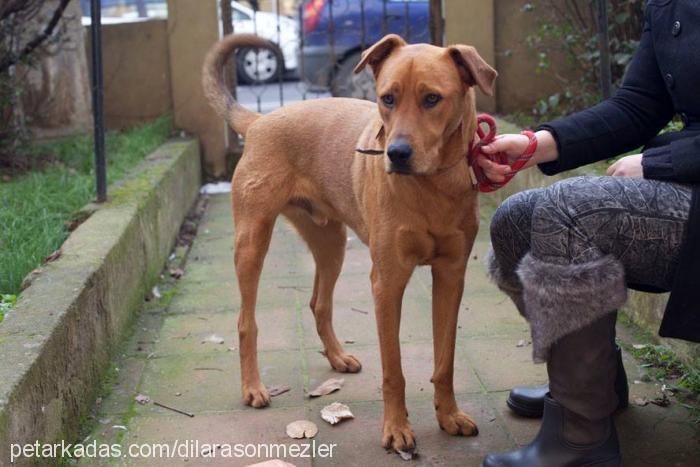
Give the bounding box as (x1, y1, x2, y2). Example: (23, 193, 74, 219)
(607, 154, 643, 177)
(478, 134, 533, 183)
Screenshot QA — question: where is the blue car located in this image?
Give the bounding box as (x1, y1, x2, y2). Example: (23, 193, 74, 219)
(300, 0, 430, 98)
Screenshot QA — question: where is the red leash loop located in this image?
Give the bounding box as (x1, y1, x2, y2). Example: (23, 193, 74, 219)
(468, 114, 537, 193)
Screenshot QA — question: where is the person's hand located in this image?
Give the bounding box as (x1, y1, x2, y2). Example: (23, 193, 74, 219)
(478, 134, 533, 183)
(607, 154, 643, 177)
(477, 130, 558, 183)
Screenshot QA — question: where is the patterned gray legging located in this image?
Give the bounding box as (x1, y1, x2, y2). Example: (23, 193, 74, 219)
(488, 175, 692, 363)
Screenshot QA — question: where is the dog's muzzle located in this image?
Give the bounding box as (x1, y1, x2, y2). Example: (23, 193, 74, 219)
(387, 141, 413, 174)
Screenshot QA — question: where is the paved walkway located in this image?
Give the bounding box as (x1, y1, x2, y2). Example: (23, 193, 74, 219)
(86, 193, 699, 467)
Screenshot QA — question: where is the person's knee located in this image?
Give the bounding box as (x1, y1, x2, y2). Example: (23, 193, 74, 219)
(490, 189, 540, 245)
(489, 189, 541, 284)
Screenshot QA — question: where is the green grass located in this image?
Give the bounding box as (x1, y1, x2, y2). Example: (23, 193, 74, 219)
(629, 344, 700, 394)
(0, 117, 172, 298)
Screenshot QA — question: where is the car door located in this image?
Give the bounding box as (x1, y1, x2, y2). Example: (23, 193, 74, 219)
(386, 0, 429, 43)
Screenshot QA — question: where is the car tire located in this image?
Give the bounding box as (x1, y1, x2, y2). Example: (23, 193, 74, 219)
(330, 52, 376, 101)
(236, 43, 285, 85)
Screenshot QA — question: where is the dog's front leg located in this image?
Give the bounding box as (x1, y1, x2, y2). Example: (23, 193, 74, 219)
(431, 257, 479, 436)
(371, 262, 416, 454)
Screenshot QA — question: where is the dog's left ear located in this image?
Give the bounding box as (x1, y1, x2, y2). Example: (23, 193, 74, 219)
(354, 34, 407, 77)
(447, 45, 498, 96)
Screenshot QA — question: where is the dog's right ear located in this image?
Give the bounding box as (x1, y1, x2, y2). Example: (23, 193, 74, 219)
(354, 34, 407, 77)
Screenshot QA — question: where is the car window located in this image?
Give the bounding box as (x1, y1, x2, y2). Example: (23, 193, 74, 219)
(233, 9, 251, 21)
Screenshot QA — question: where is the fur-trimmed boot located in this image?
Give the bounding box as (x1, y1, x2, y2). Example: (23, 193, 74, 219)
(488, 250, 628, 363)
(481, 394, 621, 467)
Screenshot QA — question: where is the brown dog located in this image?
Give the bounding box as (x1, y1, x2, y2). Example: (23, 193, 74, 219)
(203, 33, 497, 454)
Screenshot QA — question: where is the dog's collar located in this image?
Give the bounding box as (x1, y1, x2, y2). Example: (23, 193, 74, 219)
(356, 148, 385, 155)
(355, 114, 535, 193)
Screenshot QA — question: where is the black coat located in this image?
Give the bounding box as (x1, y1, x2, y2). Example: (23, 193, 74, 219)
(536, 0, 700, 343)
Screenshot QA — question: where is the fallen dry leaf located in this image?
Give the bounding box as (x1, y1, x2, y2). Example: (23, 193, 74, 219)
(134, 394, 150, 405)
(397, 449, 416, 461)
(268, 385, 291, 397)
(632, 397, 648, 407)
(145, 286, 161, 301)
(170, 267, 185, 279)
(320, 402, 354, 425)
(44, 249, 62, 263)
(309, 378, 344, 397)
(286, 420, 318, 439)
(245, 460, 296, 467)
(650, 394, 671, 407)
(201, 335, 225, 345)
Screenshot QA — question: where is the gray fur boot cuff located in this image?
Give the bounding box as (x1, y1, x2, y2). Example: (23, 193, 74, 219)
(516, 253, 628, 363)
(486, 248, 527, 317)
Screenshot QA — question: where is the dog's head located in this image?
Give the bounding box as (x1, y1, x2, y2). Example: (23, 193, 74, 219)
(354, 35, 497, 175)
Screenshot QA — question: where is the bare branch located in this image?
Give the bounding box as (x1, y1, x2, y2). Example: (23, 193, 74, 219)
(0, 0, 72, 74)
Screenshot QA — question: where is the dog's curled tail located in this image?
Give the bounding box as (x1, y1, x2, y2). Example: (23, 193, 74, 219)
(202, 33, 265, 136)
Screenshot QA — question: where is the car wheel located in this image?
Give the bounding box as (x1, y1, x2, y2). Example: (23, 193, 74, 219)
(330, 52, 376, 101)
(236, 44, 284, 84)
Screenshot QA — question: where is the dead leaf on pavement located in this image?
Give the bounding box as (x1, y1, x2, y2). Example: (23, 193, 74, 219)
(135, 394, 150, 405)
(170, 267, 185, 279)
(650, 394, 671, 407)
(633, 397, 649, 407)
(320, 402, 354, 425)
(201, 334, 225, 344)
(286, 420, 318, 439)
(44, 249, 62, 263)
(245, 460, 296, 467)
(269, 385, 291, 397)
(309, 378, 344, 397)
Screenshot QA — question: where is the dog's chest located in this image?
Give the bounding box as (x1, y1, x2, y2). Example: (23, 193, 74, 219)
(394, 219, 476, 266)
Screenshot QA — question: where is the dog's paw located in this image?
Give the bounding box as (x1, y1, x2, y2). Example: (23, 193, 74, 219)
(382, 417, 416, 455)
(328, 352, 362, 373)
(242, 383, 271, 408)
(436, 409, 479, 436)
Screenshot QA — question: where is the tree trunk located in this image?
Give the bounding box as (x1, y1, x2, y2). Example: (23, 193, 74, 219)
(19, 0, 91, 138)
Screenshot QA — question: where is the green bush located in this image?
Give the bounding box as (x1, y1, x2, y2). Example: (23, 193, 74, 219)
(523, 0, 644, 121)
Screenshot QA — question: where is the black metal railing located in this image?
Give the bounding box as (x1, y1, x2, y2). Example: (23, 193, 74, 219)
(229, 0, 439, 115)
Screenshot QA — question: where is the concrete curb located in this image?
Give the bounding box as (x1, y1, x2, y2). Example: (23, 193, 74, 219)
(0, 139, 201, 464)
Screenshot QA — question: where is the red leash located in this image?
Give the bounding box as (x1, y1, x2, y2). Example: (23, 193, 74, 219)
(468, 114, 537, 193)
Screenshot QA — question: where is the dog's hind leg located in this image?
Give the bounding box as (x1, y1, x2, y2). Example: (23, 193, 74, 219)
(284, 208, 362, 373)
(232, 163, 291, 408)
(233, 212, 275, 408)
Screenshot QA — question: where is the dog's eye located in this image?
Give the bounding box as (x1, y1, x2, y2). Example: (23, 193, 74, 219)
(423, 93, 442, 108)
(381, 94, 395, 107)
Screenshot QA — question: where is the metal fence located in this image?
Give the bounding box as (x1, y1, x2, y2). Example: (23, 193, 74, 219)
(226, 0, 440, 114)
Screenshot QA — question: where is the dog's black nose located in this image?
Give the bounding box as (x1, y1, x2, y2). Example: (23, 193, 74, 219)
(387, 142, 413, 165)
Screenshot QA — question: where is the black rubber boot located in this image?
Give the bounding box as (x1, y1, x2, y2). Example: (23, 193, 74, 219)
(507, 346, 629, 418)
(482, 394, 621, 467)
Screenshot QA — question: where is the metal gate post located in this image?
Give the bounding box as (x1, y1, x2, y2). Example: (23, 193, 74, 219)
(597, 0, 612, 99)
(90, 0, 107, 203)
(430, 0, 444, 46)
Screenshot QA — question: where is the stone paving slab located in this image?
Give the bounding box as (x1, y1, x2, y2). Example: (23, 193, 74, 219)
(84, 193, 700, 466)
